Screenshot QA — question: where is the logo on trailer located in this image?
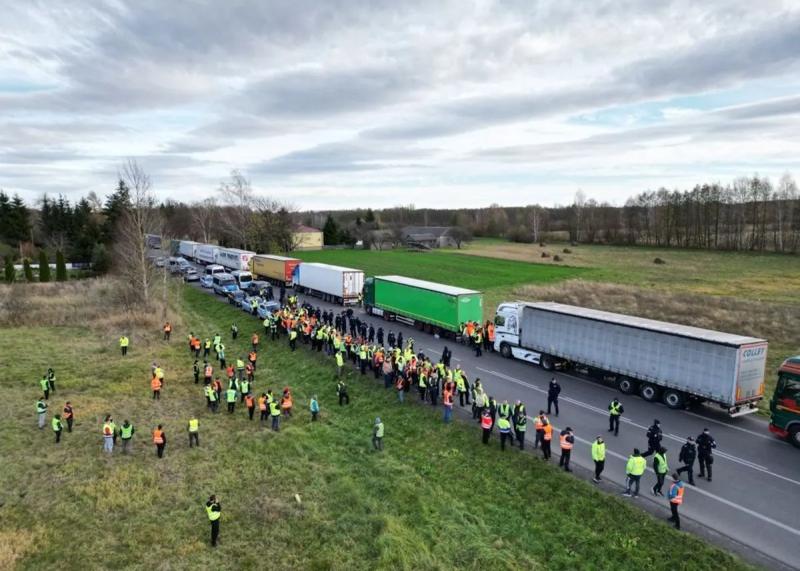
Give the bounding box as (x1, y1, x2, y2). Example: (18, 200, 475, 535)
(742, 346, 766, 360)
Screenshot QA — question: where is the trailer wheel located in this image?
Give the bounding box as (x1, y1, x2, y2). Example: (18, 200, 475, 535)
(500, 343, 512, 358)
(640, 383, 661, 402)
(617, 377, 638, 395)
(663, 390, 686, 409)
(789, 425, 800, 449)
(540, 355, 554, 371)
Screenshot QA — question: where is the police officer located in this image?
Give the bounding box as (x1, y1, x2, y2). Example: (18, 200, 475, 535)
(641, 419, 662, 457)
(696, 428, 717, 482)
(205, 495, 221, 547)
(608, 398, 623, 436)
(547, 378, 560, 416)
(676, 436, 697, 485)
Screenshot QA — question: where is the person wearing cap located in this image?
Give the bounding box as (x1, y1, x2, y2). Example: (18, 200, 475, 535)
(623, 448, 646, 497)
(559, 427, 575, 472)
(372, 417, 384, 450)
(667, 473, 685, 529)
(547, 378, 561, 416)
(592, 436, 606, 483)
(696, 428, 717, 482)
(608, 398, 624, 436)
(205, 494, 221, 546)
(677, 437, 697, 485)
(641, 419, 662, 457)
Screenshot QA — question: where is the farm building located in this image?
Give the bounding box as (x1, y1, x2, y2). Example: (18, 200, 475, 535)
(292, 225, 324, 250)
(402, 226, 457, 248)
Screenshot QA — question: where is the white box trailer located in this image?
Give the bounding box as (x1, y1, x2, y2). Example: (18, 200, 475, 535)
(195, 244, 219, 265)
(494, 301, 767, 416)
(178, 240, 200, 261)
(295, 262, 364, 305)
(214, 247, 256, 272)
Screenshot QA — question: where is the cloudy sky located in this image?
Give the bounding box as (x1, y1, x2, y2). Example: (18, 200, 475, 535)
(1, 1, 799, 209)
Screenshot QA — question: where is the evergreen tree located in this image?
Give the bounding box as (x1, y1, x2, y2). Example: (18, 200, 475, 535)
(23, 258, 33, 281)
(365, 208, 375, 223)
(38, 250, 51, 282)
(6, 195, 31, 245)
(3, 256, 14, 283)
(91, 243, 112, 274)
(101, 179, 131, 243)
(56, 250, 68, 281)
(323, 215, 340, 245)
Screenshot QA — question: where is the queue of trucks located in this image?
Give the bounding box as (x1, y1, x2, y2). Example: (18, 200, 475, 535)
(165, 238, 797, 440)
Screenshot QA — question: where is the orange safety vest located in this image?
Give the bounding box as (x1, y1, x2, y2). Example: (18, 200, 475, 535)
(245, 395, 255, 408)
(204, 366, 213, 377)
(466, 322, 474, 336)
(533, 416, 544, 431)
(193, 338, 201, 349)
(487, 324, 495, 342)
(226, 366, 234, 378)
(164, 323, 171, 332)
(252, 334, 259, 344)
(151, 377, 162, 391)
(281, 396, 293, 409)
(560, 433, 573, 450)
(249, 351, 257, 362)
(443, 391, 453, 406)
(670, 485, 684, 505)
(543, 424, 553, 441)
(481, 415, 493, 429)
(152, 429, 164, 444)
(258, 397, 267, 411)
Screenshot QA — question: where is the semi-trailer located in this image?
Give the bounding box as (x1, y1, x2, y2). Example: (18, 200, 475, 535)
(195, 244, 219, 265)
(494, 301, 767, 416)
(363, 275, 483, 334)
(215, 247, 256, 272)
(249, 254, 301, 287)
(294, 262, 364, 305)
(178, 240, 200, 261)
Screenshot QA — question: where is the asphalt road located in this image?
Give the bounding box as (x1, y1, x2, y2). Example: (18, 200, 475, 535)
(185, 269, 798, 570)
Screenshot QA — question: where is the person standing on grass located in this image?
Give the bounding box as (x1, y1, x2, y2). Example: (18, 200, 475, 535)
(592, 436, 606, 483)
(163, 321, 172, 341)
(310, 395, 320, 421)
(497, 414, 512, 451)
(481, 409, 493, 444)
(47, 367, 56, 394)
(206, 495, 221, 547)
(151, 375, 162, 400)
(63, 401, 74, 432)
(623, 448, 647, 497)
(372, 417, 384, 451)
(559, 427, 574, 472)
(547, 378, 560, 416)
(188, 417, 200, 447)
(337, 379, 349, 406)
(542, 420, 553, 460)
(395, 375, 405, 404)
(270, 399, 281, 431)
(39, 375, 50, 400)
(245, 393, 255, 420)
(119, 334, 129, 356)
(102, 416, 115, 454)
(36, 398, 48, 429)
(259, 393, 268, 423)
(608, 398, 623, 436)
(514, 410, 527, 450)
(193, 360, 200, 384)
(667, 474, 685, 530)
(52, 414, 63, 443)
(153, 424, 166, 458)
(443, 389, 453, 423)
(225, 386, 237, 413)
(231, 323, 238, 340)
(120, 420, 135, 454)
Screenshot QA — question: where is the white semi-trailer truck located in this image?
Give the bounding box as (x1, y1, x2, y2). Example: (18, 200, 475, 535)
(494, 301, 767, 416)
(295, 262, 364, 305)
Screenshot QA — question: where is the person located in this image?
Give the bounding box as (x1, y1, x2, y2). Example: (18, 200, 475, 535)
(642, 419, 662, 457)
(335, 351, 344, 376)
(47, 367, 56, 394)
(226, 386, 237, 413)
(514, 412, 527, 450)
(258, 393, 269, 423)
(623, 448, 646, 497)
(652, 447, 669, 496)
(337, 379, 350, 406)
(120, 420, 135, 454)
(498, 399, 511, 420)
(443, 389, 453, 423)
(533, 411, 545, 449)
(188, 417, 200, 447)
(204, 338, 211, 358)
(481, 409, 493, 444)
(310, 395, 320, 421)
(559, 427, 574, 471)
(289, 329, 298, 351)
(203, 362, 213, 385)
(52, 413, 64, 443)
(245, 393, 255, 420)
(541, 420, 553, 460)
(40, 375, 50, 400)
(102, 416, 115, 454)
(206, 495, 221, 547)
(231, 322, 238, 340)
(547, 378, 560, 416)
(270, 398, 281, 431)
(676, 437, 697, 485)
(151, 375, 162, 400)
(36, 398, 48, 429)
(281, 388, 293, 417)
(163, 321, 172, 341)
(474, 329, 482, 357)
(667, 474, 685, 530)
(696, 428, 717, 482)
(119, 334, 129, 356)
(395, 375, 405, 404)
(193, 360, 200, 384)
(608, 398, 623, 436)
(372, 417, 384, 451)
(251, 332, 259, 352)
(497, 414, 512, 451)
(63, 401, 74, 432)
(592, 436, 606, 483)
(153, 424, 166, 458)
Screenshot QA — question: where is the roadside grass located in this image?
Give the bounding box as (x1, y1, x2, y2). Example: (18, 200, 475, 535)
(0, 281, 753, 570)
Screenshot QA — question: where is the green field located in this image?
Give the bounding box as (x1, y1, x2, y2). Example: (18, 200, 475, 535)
(0, 282, 751, 570)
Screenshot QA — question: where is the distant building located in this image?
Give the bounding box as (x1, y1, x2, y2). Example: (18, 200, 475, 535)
(292, 225, 323, 250)
(401, 226, 456, 249)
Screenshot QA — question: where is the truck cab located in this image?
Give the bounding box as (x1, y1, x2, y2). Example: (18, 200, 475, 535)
(769, 356, 800, 447)
(493, 302, 546, 366)
(231, 270, 253, 289)
(204, 264, 225, 277)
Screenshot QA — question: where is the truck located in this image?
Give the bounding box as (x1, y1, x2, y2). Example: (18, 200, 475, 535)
(178, 240, 200, 261)
(769, 356, 800, 447)
(363, 275, 483, 335)
(494, 301, 768, 417)
(294, 262, 364, 305)
(249, 254, 300, 286)
(196, 244, 219, 265)
(214, 247, 256, 272)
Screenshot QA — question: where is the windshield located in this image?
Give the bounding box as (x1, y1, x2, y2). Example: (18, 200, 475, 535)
(239, 274, 252, 284)
(219, 278, 235, 286)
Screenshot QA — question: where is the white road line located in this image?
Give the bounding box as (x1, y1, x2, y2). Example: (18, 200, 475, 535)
(684, 410, 777, 442)
(478, 367, 800, 488)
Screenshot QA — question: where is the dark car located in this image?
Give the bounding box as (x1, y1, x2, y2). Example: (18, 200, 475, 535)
(246, 280, 271, 297)
(227, 290, 246, 306)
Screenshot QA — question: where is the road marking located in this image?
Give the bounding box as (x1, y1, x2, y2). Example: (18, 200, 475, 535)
(478, 367, 800, 489)
(684, 410, 777, 442)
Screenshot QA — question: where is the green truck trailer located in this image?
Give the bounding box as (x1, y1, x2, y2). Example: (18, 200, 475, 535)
(363, 275, 483, 335)
(769, 355, 800, 448)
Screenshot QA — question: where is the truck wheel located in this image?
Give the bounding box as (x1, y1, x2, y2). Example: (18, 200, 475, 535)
(617, 377, 638, 395)
(639, 383, 661, 402)
(663, 390, 686, 409)
(540, 355, 554, 371)
(500, 343, 512, 358)
(789, 425, 800, 449)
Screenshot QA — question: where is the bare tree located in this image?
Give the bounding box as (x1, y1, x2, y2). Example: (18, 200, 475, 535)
(449, 226, 473, 249)
(86, 190, 104, 212)
(192, 197, 218, 243)
(219, 170, 255, 250)
(114, 159, 161, 308)
(775, 173, 797, 252)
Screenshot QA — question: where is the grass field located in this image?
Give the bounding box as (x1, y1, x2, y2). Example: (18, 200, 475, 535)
(0, 281, 752, 570)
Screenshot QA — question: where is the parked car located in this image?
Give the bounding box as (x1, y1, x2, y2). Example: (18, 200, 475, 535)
(154, 256, 166, 268)
(257, 300, 281, 320)
(246, 280, 271, 297)
(183, 268, 200, 282)
(227, 290, 246, 306)
(240, 295, 261, 313)
(200, 275, 214, 288)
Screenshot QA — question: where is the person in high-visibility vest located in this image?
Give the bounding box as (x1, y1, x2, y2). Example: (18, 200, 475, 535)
(652, 447, 669, 496)
(281, 388, 293, 417)
(559, 427, 575, 472)
(102, 416, 115, 454)
(152, 424, 166, 458)
(258, 393, 268, 423)
(608, 398, 624, 436)
(120, 420, 135, 454)
(47, 367, 56, 394)
(533, 411, 545, 449)
(623, 448, 647, 497)
(205, 495, 221, 547)
(39, 375, 50, 400)
(225, 387, 237, 414)
(497, 415, 512, 451)
(245, 394, 255, 421)
(188, 417, 200, 447)
(119, 335, 129, 356)
(372, 417, 384, 450)
(541, 420, 553, 460)
(514, 412, 527, 450)
(480, 409, 493, 444)
(251, 332, 259, 352)
(269, 399, 281, 431)
(151, 375, 162, 400)
(592, 436, 606, 483)
(52, 414, 63, 443)
(36, 398, 48, 429)
(289, 329, 298, 351)
(667, 474, 685, 529)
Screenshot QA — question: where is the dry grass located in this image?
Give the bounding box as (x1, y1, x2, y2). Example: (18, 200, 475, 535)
(0, 527, 38, 569)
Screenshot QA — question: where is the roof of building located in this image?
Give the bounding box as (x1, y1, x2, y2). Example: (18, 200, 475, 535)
(402, 226, 452, 239)
(294, 225, 321, 233)
(378, 275, 479, 296)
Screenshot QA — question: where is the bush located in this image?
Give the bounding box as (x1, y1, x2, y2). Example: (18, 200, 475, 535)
(553, 255, 563, 262)
(38, 250, 51, 282)
(4, 256, 14, 283)
(56, 250, 68, 281)
(541, 251, 550, 258)
(653, 257, 666, 265)
(506, 226, 534, 243)
(23, 258, 34, 281)
(91, 243, 112, 274)
(563, 248, 572, 254)
(539, 241, 547, 247)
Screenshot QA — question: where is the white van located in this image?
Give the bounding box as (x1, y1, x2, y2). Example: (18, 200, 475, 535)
(204, 264, 225, 277)
(230, 270, 253, 288)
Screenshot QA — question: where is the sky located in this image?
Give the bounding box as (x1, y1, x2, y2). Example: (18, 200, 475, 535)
(1, 0, 799, 209)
